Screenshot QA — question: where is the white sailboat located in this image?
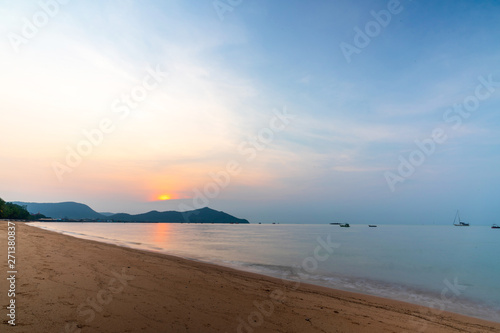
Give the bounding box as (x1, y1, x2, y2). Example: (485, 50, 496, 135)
(453, 210, 469, 226)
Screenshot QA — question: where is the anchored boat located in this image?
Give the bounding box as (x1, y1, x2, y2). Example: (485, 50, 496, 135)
(453, 210, 469, 226)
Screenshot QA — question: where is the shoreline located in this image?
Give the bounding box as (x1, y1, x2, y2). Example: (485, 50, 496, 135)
(28, 221, 500, 323)
(2, 221, 500, 332)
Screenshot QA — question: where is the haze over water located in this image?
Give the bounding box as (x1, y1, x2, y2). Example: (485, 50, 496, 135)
(31, 223, 500, 323)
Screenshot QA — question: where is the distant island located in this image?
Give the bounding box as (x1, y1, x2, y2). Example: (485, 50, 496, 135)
(11, 201, 250, 224)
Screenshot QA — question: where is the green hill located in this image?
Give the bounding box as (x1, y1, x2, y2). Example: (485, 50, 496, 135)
(14, 201, 249, 224)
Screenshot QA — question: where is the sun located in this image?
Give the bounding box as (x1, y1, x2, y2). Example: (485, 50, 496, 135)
(158, 194, 171, 201)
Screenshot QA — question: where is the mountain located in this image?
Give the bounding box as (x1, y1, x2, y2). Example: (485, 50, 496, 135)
(98, 212, 116, 217)
(110, 207, 249, 223)
(14, 201, 249, 224)
(14, 201, 105, 219)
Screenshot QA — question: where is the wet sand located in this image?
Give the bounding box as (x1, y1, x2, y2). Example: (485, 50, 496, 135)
(1, 221, 499, 332)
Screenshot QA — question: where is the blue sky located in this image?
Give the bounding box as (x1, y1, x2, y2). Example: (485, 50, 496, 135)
(1, 0, 500, 224)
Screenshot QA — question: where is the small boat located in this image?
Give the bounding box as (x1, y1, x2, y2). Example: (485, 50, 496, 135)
(368, 225, 377, 227)
(453, 210, 469, 226)
(339, 223, 350, 228)
(492, 224, 500, 229)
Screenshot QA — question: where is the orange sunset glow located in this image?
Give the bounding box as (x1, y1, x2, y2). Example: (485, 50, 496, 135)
(152, 223, 172, 244)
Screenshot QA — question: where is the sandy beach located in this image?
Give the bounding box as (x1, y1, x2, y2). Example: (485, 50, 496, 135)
(1, 222, 499, 333)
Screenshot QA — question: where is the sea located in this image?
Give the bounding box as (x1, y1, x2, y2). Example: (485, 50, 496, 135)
(28, 222, 500, 323)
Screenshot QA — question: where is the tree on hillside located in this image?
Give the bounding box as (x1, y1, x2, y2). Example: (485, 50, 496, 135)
(0, 197, 5, 217)
(0, 197, 35, 220)
(3, 202, 31, 219)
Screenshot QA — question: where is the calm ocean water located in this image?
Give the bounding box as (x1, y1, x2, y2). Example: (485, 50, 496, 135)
(29, 223, 500, 322)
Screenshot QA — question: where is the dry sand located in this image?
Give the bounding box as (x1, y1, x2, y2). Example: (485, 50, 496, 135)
(1, 221, 499, 333)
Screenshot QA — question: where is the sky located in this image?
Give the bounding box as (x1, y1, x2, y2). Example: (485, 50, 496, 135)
(1, 0, 500, 224)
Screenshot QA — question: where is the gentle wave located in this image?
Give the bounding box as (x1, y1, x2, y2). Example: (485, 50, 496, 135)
(28, 222, 500, 322)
